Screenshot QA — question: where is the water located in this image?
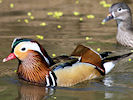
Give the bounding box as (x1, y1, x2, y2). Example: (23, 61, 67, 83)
(0, 0, 133, 99)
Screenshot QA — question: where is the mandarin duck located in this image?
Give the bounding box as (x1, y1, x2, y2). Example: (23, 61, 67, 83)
(3, 38, 132, 87)
(103, 2, 133, 47)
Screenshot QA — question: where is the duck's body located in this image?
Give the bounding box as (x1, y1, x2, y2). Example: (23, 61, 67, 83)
(3, 38, 132, 87)
(54, 62, 101, 87)
(103, 2, 133, 47)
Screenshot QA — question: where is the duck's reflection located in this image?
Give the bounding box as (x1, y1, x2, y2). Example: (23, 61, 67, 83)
(16, 84, 55, 100)
(103, 76, 114, 87)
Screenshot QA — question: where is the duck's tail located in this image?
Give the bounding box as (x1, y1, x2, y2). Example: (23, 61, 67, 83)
(102, 52, 133, 74)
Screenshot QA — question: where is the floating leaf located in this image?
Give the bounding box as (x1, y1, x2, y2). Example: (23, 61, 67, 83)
(85, 37, 92, 40)
(80, 17, 83, 21)
(129, 58, 132, 62)
(101, 22, 105, 25)
(75, 0, 79, 4)
(0, 0, 2, 3)
(86, 15, 95, 19)
(52, 11, 63, 19)
(73, 12, 80, 16)
(131, 50, 133, 52)
(10, 3, 14, 8)
(53, 96, 57, 99)
(17, 19, 21, 22)
(52, 54, 56, 57)
(57, 25, 61, 29)
(103, 4, 111, 8)
(100, 0, 106, 5)
(40, 22, 47, 26)
(27, 12, 32, 16)
(24, 19, 29, 23)
(97, 48, 101, 52)
(30, 16, 34, 20)
(48, 12, 53, 16)
(36, 35, 44, 40)
(14, 70, 17, 73)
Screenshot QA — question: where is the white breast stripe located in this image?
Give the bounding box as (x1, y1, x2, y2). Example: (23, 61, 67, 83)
(49, 71, 56, 86)
(46, 75, 50, 86)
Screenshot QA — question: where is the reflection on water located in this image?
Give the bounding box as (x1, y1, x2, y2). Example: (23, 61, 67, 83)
(16, 84, 55, 100)
(0, 0, 133, 99)
(103, 76, 114, 87)
(1, 73, 133, 100)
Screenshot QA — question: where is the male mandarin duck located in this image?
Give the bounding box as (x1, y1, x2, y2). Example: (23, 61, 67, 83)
(3, 38, 132, 87)
(103, 2, 133, 47)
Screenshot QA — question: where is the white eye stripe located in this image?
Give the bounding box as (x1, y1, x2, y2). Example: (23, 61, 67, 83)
(117, 8, 128, 12)
(16, 42, 50, 65)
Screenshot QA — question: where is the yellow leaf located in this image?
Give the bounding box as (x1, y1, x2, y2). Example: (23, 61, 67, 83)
(48, 12, 53, 16)
(129, 58, 132, 62)
(40, 22, 47, 26)
(57, 25, 61, 29)
(24, 19, 29, 23)
(97, 48, 101, 52)
(52, 54, 56, 57)
(73, 12, 80, 16)
(101, 22, 105, 25)
(36, 35, 44, 40)
(17, 19, 21, 22)
(80, 17, 83, 21)
(30, 16, 35, 20)
(10, 3, 14, 8)
(27, 12, 32, 16)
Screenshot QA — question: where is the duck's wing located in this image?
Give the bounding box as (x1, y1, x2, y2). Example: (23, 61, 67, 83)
(71, 44, 112, 59)
(52, 55, 79, 64)
(71, 45, 102, 67)
(100, 51, 112, 59)
(51, 56, 79, 71)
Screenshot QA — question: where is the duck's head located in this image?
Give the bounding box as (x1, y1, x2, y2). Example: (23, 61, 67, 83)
(3, 38, 57, 86)
(103, 2, 132, 24)
(3, 38, 54, 66)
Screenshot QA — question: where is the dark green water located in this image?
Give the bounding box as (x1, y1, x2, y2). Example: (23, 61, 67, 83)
(1, 0, 133, 99)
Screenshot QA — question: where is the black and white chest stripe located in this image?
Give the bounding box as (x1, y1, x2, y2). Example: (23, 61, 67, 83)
(45, 71, 57, 87)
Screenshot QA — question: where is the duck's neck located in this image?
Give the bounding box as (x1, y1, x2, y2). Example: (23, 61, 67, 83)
(33, 41, 55, 66)
(117, 14, 132, 30)
(116, 16, 133, 46)
(17, 51, 56, 86)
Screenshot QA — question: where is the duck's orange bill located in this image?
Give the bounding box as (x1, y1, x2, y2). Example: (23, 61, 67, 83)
(3, 53, 16, 62)
(107, 13, 112, 17)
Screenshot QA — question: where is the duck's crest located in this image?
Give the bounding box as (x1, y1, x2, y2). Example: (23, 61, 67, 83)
(11, 38, 55, 66)
(11, 38, 32, 49)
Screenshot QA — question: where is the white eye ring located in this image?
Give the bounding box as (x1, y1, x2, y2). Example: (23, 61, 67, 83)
(20, 47, 27, 52)
(117, 8, 122, 12)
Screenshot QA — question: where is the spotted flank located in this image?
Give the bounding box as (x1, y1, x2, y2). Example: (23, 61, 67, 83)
(45, 71, 57, 87)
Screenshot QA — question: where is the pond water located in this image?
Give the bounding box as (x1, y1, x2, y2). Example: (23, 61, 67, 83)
(0, 0, 133, 99)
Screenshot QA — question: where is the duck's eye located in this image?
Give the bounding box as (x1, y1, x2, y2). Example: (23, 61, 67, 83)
(21, 47, 26, 51)
(117, 8, 122, 12)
